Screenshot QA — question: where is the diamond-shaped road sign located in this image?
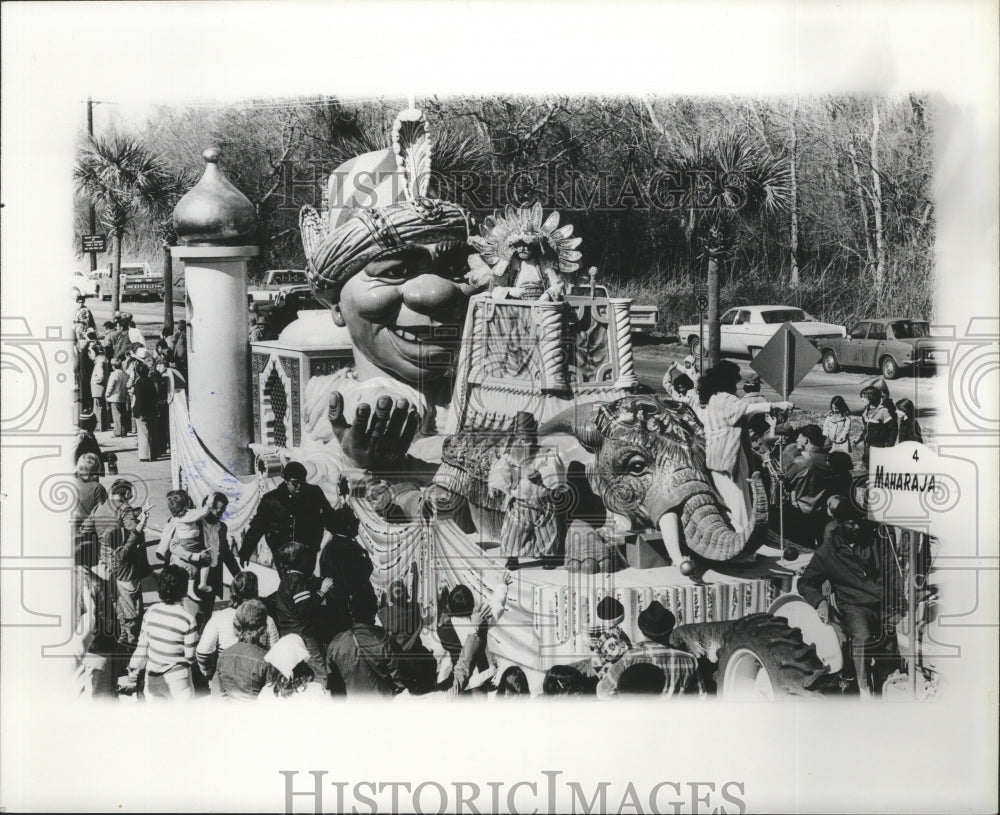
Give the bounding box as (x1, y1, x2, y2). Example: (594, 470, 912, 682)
(750, 322, 821, 399)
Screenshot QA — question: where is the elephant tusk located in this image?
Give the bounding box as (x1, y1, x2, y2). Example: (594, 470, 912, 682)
(658, 511, 695, 577)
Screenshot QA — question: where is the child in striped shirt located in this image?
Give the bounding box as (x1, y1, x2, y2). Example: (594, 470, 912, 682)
(128, 564, 199, 700)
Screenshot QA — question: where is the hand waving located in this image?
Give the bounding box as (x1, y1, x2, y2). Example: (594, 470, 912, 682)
(328, 392, 420, 471)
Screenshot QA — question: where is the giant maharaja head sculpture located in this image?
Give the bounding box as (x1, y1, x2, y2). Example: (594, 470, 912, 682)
(299, 110, 488, 388)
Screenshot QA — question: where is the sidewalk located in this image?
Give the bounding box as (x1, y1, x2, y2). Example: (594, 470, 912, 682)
(96, 427, 174, 531)
(95, 425, 279, 604)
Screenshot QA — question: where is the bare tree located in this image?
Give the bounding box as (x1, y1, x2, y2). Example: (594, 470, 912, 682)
(789, 97, 800, 288)
(870, 98, 886, 306)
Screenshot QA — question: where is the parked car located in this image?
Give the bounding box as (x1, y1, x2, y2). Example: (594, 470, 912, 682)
(251, 284, 325, 338)
(70, 270, 101, 299)
(818, 318, 938, 379)
(567, 284, 659, 333)
(678, 305, 846, 359)
(247, 269, 309, 307)
(95, 261, 163, 301)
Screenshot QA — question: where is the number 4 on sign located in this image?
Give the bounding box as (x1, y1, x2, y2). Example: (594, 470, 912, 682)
(913, 449, 919, 462)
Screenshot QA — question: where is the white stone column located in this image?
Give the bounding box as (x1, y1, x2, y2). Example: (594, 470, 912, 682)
(171, 245, 258, 476)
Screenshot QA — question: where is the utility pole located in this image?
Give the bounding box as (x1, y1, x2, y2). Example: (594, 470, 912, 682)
(87, 98, 97, 272)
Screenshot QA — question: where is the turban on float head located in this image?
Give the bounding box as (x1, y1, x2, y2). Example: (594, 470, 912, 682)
(301, 198, 473, 305)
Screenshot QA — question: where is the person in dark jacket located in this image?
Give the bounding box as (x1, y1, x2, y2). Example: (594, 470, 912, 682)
(326, 590, 407, 697)
(73, 411, 105, 474)
(316, 506, 372, 640)
(798, 500, 885, 699)
(784, 424, 835, 547)
(171, 320, 188, 377)
(130, 362, 158, 461)
(859, 384, 897, 466)
(895, 398, 924, 444)
(376, 571, 435, 693)
(272, 542, 333, 685)
(111, 319, 133, 361)
(151, 359, 172, 456)
(216, 600, 275, 700)
(239, 461, 343, 572)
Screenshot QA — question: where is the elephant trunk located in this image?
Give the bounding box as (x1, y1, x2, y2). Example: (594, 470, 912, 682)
(643, 466, 748, 562)
(678, 491, 748, 561)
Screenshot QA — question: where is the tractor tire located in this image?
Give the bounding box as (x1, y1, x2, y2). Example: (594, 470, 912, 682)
(715, 613, 828, 700)
(822, 350, 840, 374)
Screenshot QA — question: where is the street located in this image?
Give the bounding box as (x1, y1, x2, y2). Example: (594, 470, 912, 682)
(633, 346, 939, 421)
(86, 294, 940, 425)
(87, 295, 175, 337)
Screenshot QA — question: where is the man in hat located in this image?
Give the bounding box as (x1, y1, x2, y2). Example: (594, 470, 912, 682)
(239, 460, 342, 572)
(774, 422, 801, 474)
(587, 596, 632, 678)
(597, 600, 702, 698)
(487, 411, 568, 570)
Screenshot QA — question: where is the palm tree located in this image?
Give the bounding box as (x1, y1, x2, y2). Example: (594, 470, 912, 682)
(147, 179, 193, 333)
(664, 131, 792, 367)
(75, 134, 182, 313)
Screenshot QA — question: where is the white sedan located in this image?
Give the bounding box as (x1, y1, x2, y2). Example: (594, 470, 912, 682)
(678, 305, 846, 359)
(70, 270, 102, 300)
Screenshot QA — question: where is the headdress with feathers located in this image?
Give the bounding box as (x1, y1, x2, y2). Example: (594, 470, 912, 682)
(469, 203, 582, 292)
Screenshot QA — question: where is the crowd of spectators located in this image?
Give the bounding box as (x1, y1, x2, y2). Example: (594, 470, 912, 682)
(67, 292, 922, 702)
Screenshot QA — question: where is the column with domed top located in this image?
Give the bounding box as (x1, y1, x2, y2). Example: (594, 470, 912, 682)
(171, 148, 258, 476)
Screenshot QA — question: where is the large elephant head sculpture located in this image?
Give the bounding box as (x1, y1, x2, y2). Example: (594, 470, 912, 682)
(575, 394, 747, 562)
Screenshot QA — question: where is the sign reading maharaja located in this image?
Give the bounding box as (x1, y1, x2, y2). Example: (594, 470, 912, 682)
(867, 441, 967, 539)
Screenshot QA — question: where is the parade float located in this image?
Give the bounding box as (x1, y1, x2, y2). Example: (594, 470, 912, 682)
(166, 109, 936, 698)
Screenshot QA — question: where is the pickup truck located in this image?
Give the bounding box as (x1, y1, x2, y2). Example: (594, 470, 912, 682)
(678, 305, 845, 359)
(94, 262, 164, 301)
(247, 269, 309, 307)
(818, 318, 939, 380)
(568, 284, 659, 333)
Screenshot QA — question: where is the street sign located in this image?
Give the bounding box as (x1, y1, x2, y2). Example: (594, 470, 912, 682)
(695, 294, 709, 312)
(750, 321, 820, 398)
(81, 234, 107, 253)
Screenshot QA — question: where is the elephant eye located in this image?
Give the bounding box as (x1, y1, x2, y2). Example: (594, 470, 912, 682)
(624, 454, 648, 475)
